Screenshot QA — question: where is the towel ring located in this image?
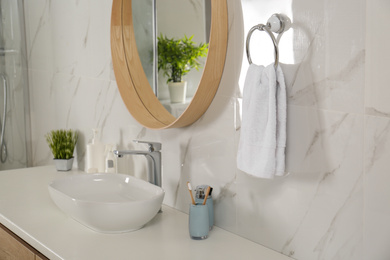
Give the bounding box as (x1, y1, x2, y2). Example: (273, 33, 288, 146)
(246, 24, 279, 67)
(246, 14, 291, 68)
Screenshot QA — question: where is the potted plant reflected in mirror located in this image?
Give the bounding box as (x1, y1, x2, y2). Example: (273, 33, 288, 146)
(46, 129, 78, 171)
(157, 34, 208, 104)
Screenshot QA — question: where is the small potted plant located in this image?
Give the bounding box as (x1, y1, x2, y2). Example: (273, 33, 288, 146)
(157, 34, 208, 103)
(46, 129, 78, 171)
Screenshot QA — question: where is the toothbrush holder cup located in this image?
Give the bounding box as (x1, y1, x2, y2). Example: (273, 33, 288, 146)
(188, 203, 209, 240)
(195, 196, 213, 230)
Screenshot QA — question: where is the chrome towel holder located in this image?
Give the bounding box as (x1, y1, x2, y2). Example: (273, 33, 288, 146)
(246, 13, 291, 67)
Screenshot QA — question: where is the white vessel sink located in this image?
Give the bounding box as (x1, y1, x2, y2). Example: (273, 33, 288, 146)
(48, 173, 165, 233)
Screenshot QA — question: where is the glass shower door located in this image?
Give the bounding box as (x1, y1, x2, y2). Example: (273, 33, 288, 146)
(0, 0, 31, 170)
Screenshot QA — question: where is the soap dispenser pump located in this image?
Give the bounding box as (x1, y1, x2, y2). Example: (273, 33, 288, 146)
(105, 144, 117, 173)
(86, 128, 106, 173)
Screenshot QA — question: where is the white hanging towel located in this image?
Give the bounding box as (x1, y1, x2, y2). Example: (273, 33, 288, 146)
(237, 63, 287, 179)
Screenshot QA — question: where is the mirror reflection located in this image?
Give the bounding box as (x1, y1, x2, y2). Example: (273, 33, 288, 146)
(132, 0, 211, 118)
(132, 0, 155, 90)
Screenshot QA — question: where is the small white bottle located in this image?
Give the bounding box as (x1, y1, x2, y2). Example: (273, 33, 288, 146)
(105, 144, 117, 173)
(86, 129, 106, 173)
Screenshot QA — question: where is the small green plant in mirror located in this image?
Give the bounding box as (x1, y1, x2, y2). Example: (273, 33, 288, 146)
(45, 129, 78, 159)
(157, 34, 208, 83)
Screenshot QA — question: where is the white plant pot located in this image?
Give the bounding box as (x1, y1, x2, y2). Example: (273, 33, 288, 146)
(54, 157, 74, 171)
(168, 81, 187, 103)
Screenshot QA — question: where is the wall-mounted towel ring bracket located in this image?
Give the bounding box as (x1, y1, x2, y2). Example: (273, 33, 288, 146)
(246, 13, 291, 67)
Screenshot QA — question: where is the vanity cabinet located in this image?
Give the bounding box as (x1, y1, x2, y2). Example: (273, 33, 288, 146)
(0, 223, 48, 260)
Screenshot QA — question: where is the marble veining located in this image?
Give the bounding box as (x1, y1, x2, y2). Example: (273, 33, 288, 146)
(365, 107, 390, 118)
(281, 167, 340, 254)
(364, 116, 390, 259)
(285, 50, 364, 113)
(313, 174, 363, 260)
(26, 0, 51, 63)
(365, 118, 390, 174)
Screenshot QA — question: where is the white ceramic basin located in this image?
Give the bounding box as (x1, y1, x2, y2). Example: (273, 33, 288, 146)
(48, 173, 165, 233)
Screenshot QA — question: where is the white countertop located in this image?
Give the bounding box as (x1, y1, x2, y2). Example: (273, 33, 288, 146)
(0, 166, 292, 260)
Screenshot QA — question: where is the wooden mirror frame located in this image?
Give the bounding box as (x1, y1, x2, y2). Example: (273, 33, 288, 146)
(111, 0, 228, 129)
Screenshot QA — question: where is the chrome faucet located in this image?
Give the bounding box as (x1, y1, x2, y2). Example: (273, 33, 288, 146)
(114, 140, 162, 188)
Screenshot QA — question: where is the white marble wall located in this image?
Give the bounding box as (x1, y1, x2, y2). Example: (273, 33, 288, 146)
(365, 1, 390, 259)
(23, 0, 389, 259)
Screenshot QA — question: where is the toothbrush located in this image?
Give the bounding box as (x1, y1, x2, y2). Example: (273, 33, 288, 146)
(187, 182, 196, 205)
(202, 186, 211, 205)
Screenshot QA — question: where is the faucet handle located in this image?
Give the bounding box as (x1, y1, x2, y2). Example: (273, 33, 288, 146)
(133, 140, 162, 152)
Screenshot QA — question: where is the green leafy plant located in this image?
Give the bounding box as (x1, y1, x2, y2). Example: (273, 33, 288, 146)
(45, 129, 78, 159)
(157, 34, 209, 83)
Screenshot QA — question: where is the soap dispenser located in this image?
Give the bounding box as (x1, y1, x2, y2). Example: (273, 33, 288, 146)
(105, 144, 117, 173)
(86, 129, 106, 173)
(195, 185, 214, 229)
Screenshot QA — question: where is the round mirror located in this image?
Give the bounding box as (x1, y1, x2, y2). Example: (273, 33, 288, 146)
(111, 0, 228, 129)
